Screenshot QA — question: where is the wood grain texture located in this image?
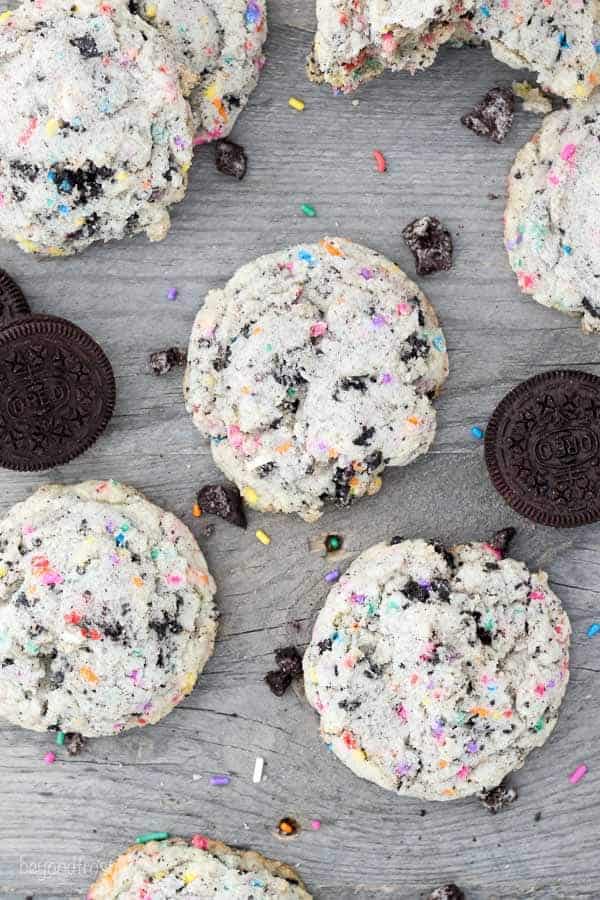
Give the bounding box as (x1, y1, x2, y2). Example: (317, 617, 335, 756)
(0, 3, 599, 898)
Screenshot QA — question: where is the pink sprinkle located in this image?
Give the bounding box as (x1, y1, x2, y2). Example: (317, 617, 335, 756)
(395, 704, 408, 722)
(166, 573, 183, 586)
(310, 322, 328, 338)
(42, 572, 63, 586)
(483, 543, 502, 560)
(191, 834, 210, 850)
(44, 751, 56, 765)
(227, 425, 243, 450)
(457, 765, 470, 780)
(529, 591, 545, 601)
(373, 149, 387, 173)
(569, 764, 588, 785)
(310, 819, 322, 830)
(561, 143, 577, 162)
(396, 302, 411, 316)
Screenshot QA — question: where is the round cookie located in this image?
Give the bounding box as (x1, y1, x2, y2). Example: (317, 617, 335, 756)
(87, 836, 312, 899)
(308, 1, 476, 92)
(505, 97, 600, 333)
(184, 237, 449, 522)
(304, 537, 570, 800)
(462, 0, 600, 101)
(131, 0, 267, 145)
(0, 480, 217, 737)
(0, 0, 193, 256)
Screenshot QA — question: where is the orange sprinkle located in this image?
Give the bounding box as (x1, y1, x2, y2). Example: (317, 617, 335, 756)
(321, 240, 343, 257)
(80, 666, 100, 685)
(327, 448, 339, 459)
(212, 97, 228, 121)
(276, 441, 293, 454)
(442, 787, 456, 797)
(406, 416, 421, 427)
(349, 476, 361, 488)
(192, 503, 202, 518)
(469, 706, 490, 718)
(438, 759, 448, 769)
(132, 576, 144, 588)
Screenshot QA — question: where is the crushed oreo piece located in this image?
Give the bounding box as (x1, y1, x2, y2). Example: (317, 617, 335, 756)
(274, 646, 303, 678)
(215, 139, 247, 180)
(427, 886, 465, 900)
(402, 216, 453, 276)
(149, 347, 187, 376)
(65, 732, 87, 756)
(265, 669, 293, 697)
(461, 87, 515, 144)
(490, 527, 516, 558)
(197, 483, 247, 529)
(478, 781, 518, 814)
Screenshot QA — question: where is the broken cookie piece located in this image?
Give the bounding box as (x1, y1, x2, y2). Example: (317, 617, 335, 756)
(461, 87, 515, 143)
(402, 216, 453, 276)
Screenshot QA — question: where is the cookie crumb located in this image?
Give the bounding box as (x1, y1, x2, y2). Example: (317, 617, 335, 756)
(402, 216, 453, 276)
(478, 781, 518, 813)
(461, 87, 515, 143)
(427, 886, 465, 900)
(274, 646, 303, 677)
(149, 347, 187, 376)
(215, 139, 247, 180)
(534, 811, 542, 822)
(265, 669, 293, 696)
(197, 483, 247, 529)
(65, 732, 87, 756)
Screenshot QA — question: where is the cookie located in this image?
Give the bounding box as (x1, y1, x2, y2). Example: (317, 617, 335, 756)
(0, 0, 193, 256)
(184, 237, 449, 522)
(0, 480, 217, 737)
(505, 98, 600, 332)
(485, 370, 600, 528)
(304, 537, 570, 800)
(87, 836, 312, 899)
(308, 1, 475, 93)
(0, 269, 31, 325)
(462, 1, 600, 101)
(130, 0, 267, 145)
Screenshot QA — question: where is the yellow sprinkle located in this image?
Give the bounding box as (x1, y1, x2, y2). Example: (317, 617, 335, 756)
(17, 239, 39, 254)
(0, 11, 13, 23)
(288, 96, 305, 111)
(367, 476, 382, 496)
(79, 666, 100, 685)
(115, 170, 129, 182)
(45, 118, 60, 138)
(0, 566, 7, 578)
(182, 873, 197, 885)
(145, 3, 157, 17)
(352, 749, 366, 762)
(243, 486, 258, 505)
(204, 82, 218, 101)
(575, 82, 588, 99)
(47, 247, 66, 257)
(256, 529, 271, 546)
(181, 671, 197, 695)
(154, 871, 167, 881)
(181, 162, 191, 174)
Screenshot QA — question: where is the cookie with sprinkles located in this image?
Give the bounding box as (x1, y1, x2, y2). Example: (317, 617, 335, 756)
(505, 97, 600, 332)
(0, 0, 193, 256)
(87, 835, 312, 899)
(308, 1, 475, 93)
(304, 537, 570, 800)
(462, 0, 600, 101)
(184, 237, 449, 522)
(0, 480, 216, 737)
(131, 0, 267, 145)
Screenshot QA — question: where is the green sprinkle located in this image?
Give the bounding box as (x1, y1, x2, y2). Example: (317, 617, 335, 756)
(534, 717, 545, 732)
(150, 548, 160, 560)
(55, 731, 66, 746)
(386, 599, 401, 612)
(132, 649, 144, 657)
(26, 641, 40, 656)
(301, 203, 317, 218)
(265, 343, 273, 352)
(136, 832, 170, 844)
(454, 712, 467, 726)
(287, 387, 297, 398)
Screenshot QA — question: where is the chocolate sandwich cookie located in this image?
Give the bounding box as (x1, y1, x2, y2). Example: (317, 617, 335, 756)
(0, 270, 115, 472)
(485, 370, 600, 528)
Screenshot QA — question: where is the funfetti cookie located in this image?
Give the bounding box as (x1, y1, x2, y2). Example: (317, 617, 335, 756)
(88, 836, 313, 899)
(308, 1, 475, 93)
(505, 97, 600, 332)
(130, 1, 267, 146)
(463, 0, 600, 101)
(0, 481, 217, 737)
(0, 0, 193, 256)
(184, 238, 449, 522)
(304, 536, 570, 800)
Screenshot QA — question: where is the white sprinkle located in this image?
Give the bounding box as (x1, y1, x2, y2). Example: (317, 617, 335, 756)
(192, 773, 201, 781)
(253, 756, 264, 784)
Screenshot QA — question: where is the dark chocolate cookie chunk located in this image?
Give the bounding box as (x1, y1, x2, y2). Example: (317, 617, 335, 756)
(427, 886, 465, 900)
(485, 370, 600, 527)
(478, 781, 518, 813)
(265, 669, 293, 697)
(461, 87, 515, 143)
(402, 216, 453, 276)
(0, 269, 31, 326)
(197, 482, 247, 529)
(274, 646, 303, 678)
(149, 347, 187, 376)
(215, 140, 247, 180)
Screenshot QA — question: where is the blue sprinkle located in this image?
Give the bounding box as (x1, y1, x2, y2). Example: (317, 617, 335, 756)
(433, 335, 445, 352)
(471, 426, 484, 440)
(479, 4, 490, 17)
(595, 40, 600, 55)
(115, 533, 125, 547)
(298, 248, 316, 267)
(563, 245, 573, 255)
(47, 171, 57, 182)
(57, 203, 70, 215)
(244, 2, 261, 25)
(558, 32, 570, 50)
(59, 179, 73, 193)
(587, 623, 600, 637)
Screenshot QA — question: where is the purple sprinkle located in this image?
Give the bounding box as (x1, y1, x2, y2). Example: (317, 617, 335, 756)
(418, 579, 431, 589)
(380, 373, 393, 384)
(167, 288, 178, 301)
(245, 0, 261, 24)
(466, 741, 479, 754)
(350, 592, 366, 605)
(360, 267, 373, 280)
(210, 774, 231, 786)
(372, 314, 386, 327)
(395, 762, 412, 776)
(325, 569, 341, 583)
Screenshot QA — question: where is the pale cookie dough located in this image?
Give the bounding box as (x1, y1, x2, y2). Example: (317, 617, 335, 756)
(87, 836, 312, 899)
(505, 97, 600, 333)
(0, 480, 217, 737)
(308, 0, 475, 92)
(184, 238, 449, 522)
(462, 0, 600, 101)
(131, 0, 267, 145)
(0, 0, 193, 256)
(304, 538, 570, 800)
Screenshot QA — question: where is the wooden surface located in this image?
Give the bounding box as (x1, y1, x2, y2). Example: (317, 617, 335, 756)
(1, 3, 599, 898)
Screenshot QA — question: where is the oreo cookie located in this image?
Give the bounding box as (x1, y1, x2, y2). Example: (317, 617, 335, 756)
(0, 271, 115, 472)
(485, 370, 600, 527)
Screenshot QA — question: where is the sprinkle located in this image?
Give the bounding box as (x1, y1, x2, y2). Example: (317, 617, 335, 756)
(243, 486, 258, 505)
(587, 623, 600, 637)
(136, 832, 170, 844)
(471, 426, 484, 440)
(55, 731, 66, 746)
(167, 287, 178, 301)
(210, 774, 231, 786)
(301, 203, 316, 217)
(191, 835, 209, 850)
(192, 503, 202, 518)
(44, 751, 56, 765)
(373, 149, 387, 173)
(256, 529, 271, 545)
(310, 819, 321, 830)
(325, 534, 343, 553)
(325, 569, 340, 583)
(288, 97, 305, 111)
(253, 756, 264, 783)
(569, 764, 588, 785)
(145, 4, 157, 18)
(277, 817, 299, 836)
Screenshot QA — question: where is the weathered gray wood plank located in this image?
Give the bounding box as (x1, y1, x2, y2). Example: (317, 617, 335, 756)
(1, 3, 600, 898)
